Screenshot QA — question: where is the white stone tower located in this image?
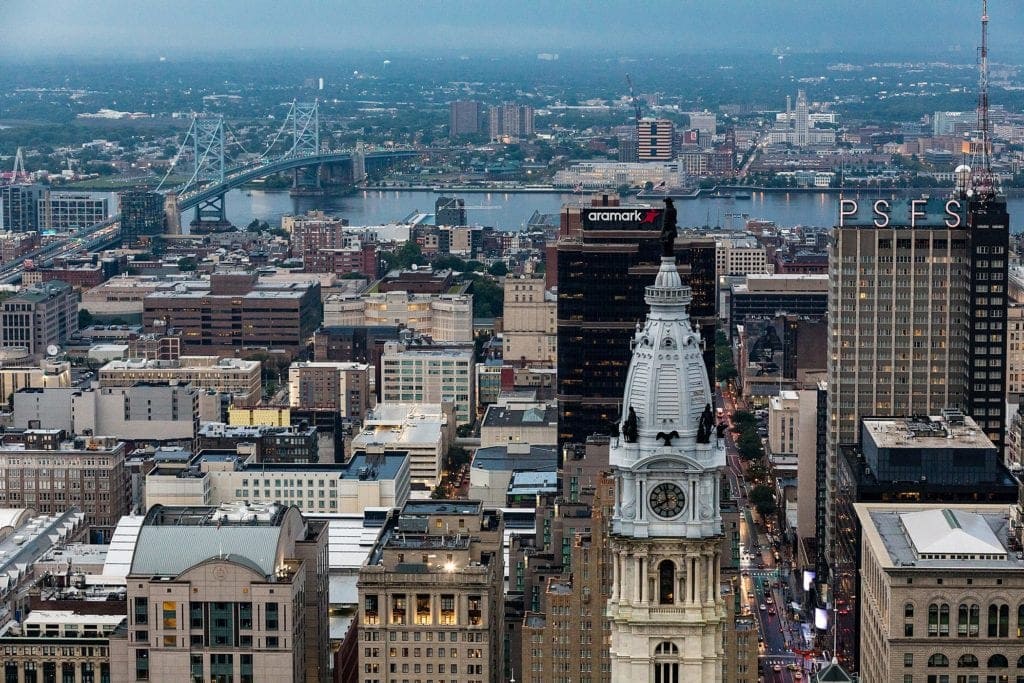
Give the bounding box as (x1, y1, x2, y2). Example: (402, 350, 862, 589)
(607, 255, 727, 683)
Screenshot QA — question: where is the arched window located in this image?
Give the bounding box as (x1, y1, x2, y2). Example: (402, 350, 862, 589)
(958, 603, 980, 637)
(989, 603, 1010, 638)
(939, 603, 950, 636)
(654, 642, 679, 656)
(905, 603, 914, 618)
(988, 654, 1009, 668)
(658, 560, 675, 605)
(1016, 654, 1024, 668)
(1018, 604, 1024, 638)
(653, 640, 679, 683)
(958, 654, 979, 668)
(927, 654, 949, 667)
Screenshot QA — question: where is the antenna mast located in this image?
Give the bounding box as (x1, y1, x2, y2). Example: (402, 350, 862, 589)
(975, 0, 995, 197)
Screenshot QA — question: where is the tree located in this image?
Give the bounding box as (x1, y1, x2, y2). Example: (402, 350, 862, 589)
(471, 278, 503, 318)
(177, 256, 197, 272)
(749, 485, 777, 517)
(78, 309, 94, 328)
(432, 255, 468, 272)
(487, 261, 508, 277)
(341, 272, 366, 280)
(737, 433, 764, 461)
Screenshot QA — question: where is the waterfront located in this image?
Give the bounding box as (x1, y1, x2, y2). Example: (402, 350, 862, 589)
(216, 188, 1024, 233)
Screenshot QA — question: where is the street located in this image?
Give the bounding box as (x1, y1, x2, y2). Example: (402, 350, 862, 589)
(719, 387, 813, 683)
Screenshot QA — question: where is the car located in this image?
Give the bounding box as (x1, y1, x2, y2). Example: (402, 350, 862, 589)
(759, 604, 766, 611)
(765, 597, 773, 605)
(768, 607, 776, 615)
(773, 664, 782, 672)
(795, 672, 803, 680)
(747, 592, 754, 599)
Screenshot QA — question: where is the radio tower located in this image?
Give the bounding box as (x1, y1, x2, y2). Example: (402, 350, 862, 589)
(974, 0, 996, 198)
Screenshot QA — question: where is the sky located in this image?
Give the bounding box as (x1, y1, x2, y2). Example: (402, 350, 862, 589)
(4, 0, 1024, 59)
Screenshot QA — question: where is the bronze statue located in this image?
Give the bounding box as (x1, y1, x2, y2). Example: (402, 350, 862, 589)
(623, 406, 639, 443)
(660, 197, 677, 257)
(656, 430, 679, 447)
(696, 403, 714, 443)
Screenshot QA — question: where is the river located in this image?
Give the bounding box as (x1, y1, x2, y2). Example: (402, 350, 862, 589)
(212, 188, 1024, 233)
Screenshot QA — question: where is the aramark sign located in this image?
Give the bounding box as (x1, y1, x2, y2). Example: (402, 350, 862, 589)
(581, 207, 663, 229)
(837, 197, 966, 228)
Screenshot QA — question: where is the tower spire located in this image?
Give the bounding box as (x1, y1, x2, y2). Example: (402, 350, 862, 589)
(974, 0, 995, 197)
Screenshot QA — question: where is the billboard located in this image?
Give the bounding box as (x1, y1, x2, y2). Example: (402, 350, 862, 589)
(580, 206, 663, 231)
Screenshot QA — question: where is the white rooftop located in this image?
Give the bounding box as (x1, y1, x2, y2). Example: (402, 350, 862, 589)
(900, 509, 1006, 559)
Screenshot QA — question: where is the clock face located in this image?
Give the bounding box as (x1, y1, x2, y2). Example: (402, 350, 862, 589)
(649, 482, 686, 518)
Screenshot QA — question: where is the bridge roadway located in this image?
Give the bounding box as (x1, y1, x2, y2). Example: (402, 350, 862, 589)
(0, 149, 420, 284)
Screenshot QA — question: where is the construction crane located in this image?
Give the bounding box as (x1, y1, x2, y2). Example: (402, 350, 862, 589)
(625, 73, 642, 126)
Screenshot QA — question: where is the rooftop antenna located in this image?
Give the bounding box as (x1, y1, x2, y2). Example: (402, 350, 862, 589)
(973, 0, 996, 199)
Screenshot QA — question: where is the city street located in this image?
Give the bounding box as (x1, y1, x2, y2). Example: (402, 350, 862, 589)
(720, 387, 812, 682)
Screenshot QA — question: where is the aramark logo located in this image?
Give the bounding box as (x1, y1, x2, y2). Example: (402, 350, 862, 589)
(585, 209, 661, 223)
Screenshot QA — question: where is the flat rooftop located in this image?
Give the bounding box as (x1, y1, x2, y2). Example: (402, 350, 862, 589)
(863, 414, 995, 451)
(481, 405, 557, 429)
(472, 445, 557, 472)
(401, 501, 482, 516)
(858, 503, 1024, 571)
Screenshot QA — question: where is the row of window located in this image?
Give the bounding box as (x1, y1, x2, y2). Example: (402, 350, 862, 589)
(916, 603, 1024, 638)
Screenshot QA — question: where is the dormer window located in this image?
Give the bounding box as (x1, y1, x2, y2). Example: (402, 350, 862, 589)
(662, 338, 673, 348)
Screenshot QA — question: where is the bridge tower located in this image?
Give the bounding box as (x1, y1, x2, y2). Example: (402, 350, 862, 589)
(190, 116, 231, 231)
(288, 101, 325, 196)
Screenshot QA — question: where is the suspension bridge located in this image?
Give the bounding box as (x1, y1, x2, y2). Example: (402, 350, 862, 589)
(0, 102, 419, 283)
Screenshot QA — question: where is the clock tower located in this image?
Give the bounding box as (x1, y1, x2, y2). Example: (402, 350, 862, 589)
(607, 254, 727, 683)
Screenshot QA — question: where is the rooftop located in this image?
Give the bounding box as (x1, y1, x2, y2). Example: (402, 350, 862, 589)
(900, 509, 1006, 560)
(401, 501, 482, 516)
(472, 445, 557, 472)
(481, 405, 558, 429)
(863, 413, 994, 450)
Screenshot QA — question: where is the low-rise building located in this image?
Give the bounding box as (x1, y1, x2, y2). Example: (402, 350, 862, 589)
(380, 347, 475, 425)
(323, 291, 473, 342)
(0, 610, 126, 683)
(479, 404, 558, 448)
(0, 231, 39, 264)
(469, 444, 556, 507)
(350, 403, 455, 487)
(144, 450, 411, 514)
(122, 502, 329, 683)
(196, 422, 319, 464)
(0, 508, 87, 619)
(98, 356, 262, 405)
(0, 281, 77, 357)
(0, 359, 71, 406)
(357, 501, 505, 683)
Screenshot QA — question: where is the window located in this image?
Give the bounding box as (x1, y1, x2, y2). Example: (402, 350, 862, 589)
(958, 654, 979, 668)
(654, 642, 678, 655)
(905, 654, 914, 667)
(266, 602, 279, 630)
(162, 602, 176, 629)
(133, 598, 148, 625)
(989, 604, 1010, 638)
(929, 654, 949, 667)
(135, 649, 149, 681)
(959, 604, 980, 637)
(658, 561, 675, 605)
(930, 603, 951, 637)
(365, 595, 379, 625)
(989, 655, 1009, 668)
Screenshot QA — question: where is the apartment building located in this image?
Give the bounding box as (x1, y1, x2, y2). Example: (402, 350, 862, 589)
(323, 291, 473, 343)
(0, 610, 126, 683)
(287, 361, 374, 419)
(380, 347, 475, 425)
(502, 277, 556, 364)
(0, 360, 71, 406)
(0, 282, 78, 357)
(98, 356, 262, 405)
(350, 403, 455, 487)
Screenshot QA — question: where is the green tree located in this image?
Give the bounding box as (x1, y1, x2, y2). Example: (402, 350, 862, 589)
(471, 278, 503, 318)
(737, 432, 764, 461)
(341, 272, 366, 280)
(432, 255, 468, 272)
(749, 485, 777, 517)
(78, 309, 94, 328)
(177, 257, 197, 271)
(715, 330, 737, 382)
(487, 261, 508, 277)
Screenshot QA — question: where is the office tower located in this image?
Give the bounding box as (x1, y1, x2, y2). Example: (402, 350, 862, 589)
(123, 503, 329, 683)
(637, 118, 674, 161)
(854, 502, 1024, 683)
(435, 196, 467, 226)
(606, 255, 726, 682)
(37, 192, 108, 231)
(556, 200, 716, 455)
(0, 281, 77, 356)
(449, 100, 482, 138)
(0, 183, 45, 232)
(119, 189, 165, 247)
(357, 501, 505, 683)
(824, 196, 1008, 573)
(794, 89, 810, 147)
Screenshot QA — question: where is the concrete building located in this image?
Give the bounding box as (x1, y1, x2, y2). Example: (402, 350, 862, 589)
(323, 291, 473, 343)
(0, 184, 45, 233)
(118, 189, 164, 248)
(0, 432, 128, 538)
(142, 273, 322, 356)
(79, 275, 163, 318)
(855, 503, 1024, 683)
(380, 347, 475, 425)
(37, 192, 109, 231)
(98, 356, 262, 405)
(479, 404, 557, 448)
(357, 500, 505, 683)
(552, 161, 686, 190)
(715, 236, 771, 277)
(0, 231, 39, 264)
(1008, 303, 1024, 403)
(637, 118, 674, 161)
(0, 359, 71, 406)
(122, 502, 329, 683)
(728, 274, 828, 338)
(350, 403, 455, 487)
(0, 610, 125, 683)
(1, 281, 77, 357)
(501, 277, 556, 364)
(196, 422, 319, 464)
(449, 101, 482, 138)
(468, 444, 556, 507)
(12, 383, 200, 442)
(488, 103, 534, 139)
(287, 361, 373, 419)
(144, 450, 411, 514)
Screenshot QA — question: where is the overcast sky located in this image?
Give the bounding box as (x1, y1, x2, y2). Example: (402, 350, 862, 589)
(4, 0, 1024, 59)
